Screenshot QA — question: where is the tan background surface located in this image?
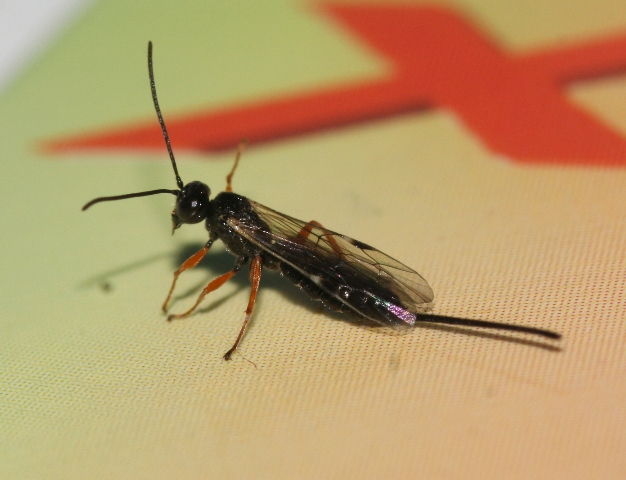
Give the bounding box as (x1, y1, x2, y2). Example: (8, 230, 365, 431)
(1, 1, 626, 478)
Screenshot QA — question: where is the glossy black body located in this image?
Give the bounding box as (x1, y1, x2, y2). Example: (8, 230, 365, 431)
(206, 191, 392, 325)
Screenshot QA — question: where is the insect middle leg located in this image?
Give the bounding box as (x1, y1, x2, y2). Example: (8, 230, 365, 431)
(162, 240, 214, 312)
(225, 140, 248, 192)
(298, 220, 342, 255)
(167, 256, 246, 322)
(223, 255, 262, 361)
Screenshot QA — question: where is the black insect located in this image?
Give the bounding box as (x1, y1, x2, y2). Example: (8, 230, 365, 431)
(83, 42, 561, 361)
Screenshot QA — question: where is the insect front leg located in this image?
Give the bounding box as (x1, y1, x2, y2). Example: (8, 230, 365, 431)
(167, 255, 246, 322)
(298, 220, 343, 255)
(223, 255, 262, 361)
(162, 239, 215, 312)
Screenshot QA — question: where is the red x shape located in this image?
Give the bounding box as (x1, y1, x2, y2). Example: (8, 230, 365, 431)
(46, 4, 626, 166)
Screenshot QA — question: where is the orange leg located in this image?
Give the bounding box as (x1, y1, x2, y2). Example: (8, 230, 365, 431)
(225, 140, 248, 192)
(162, 242, 213, 312)
(167, 261, 242, 321)
(223, 255, 263, 361)
(298, 220, 343, 256)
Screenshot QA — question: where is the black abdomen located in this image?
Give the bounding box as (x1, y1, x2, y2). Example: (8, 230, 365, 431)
(280, 263, 360, 318)
(279, 263, 403, 327)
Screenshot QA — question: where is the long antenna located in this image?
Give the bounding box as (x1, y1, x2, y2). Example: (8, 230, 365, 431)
(148, 41, 184, 190)
(82, 42, 184, 211)
(82, 189, 178, 211)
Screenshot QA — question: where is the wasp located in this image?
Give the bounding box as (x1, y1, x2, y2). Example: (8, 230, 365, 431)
(83, 43, 560, 360)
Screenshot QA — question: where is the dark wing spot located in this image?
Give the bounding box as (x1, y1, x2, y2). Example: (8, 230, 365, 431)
(346, 238, 374, 250)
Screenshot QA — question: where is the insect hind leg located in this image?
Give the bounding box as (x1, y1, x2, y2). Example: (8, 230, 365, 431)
(224, 255, 262, 360)
(298, 220, 343, 256)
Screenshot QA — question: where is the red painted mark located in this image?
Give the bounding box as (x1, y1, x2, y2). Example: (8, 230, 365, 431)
(45, 4, 626, 165)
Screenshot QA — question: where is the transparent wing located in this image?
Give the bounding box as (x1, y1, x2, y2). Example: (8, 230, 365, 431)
(227, 200, 434, 323)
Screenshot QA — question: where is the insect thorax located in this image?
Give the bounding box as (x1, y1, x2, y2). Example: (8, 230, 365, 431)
(207, 192, 269, 261)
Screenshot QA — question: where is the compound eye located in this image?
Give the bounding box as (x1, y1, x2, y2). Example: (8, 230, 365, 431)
(174, 181, 210, 224)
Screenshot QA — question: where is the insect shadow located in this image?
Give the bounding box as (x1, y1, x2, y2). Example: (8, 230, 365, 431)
(170, 243, 560, 353)
(79, 250, 171, 291)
